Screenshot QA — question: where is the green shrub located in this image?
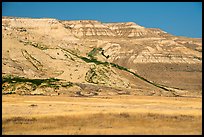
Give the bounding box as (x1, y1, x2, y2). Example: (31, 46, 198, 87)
(61, 82, 73, 87)
(2, 75, 60, 86)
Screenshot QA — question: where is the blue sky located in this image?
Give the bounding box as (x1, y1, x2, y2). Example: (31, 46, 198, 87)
(2, 2, 202, 38)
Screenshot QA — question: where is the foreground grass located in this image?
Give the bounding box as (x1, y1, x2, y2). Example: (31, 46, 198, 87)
(2, 95, 202, 135)
(2, 112, 201, 135)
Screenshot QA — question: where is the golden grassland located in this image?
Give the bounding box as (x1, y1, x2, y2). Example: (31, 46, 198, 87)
(2, 95, 202, 135)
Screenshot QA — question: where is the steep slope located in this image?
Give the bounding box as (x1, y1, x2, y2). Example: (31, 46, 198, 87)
(2, 17, 202, 97)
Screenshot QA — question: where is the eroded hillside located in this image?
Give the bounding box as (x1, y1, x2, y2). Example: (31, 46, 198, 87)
(2, 17, 202, 97)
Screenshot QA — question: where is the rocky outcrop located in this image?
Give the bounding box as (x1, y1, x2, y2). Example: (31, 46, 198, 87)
(85, 64, 130, 89)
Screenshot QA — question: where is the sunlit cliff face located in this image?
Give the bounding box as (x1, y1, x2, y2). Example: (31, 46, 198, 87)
(2, 17, 202, 97)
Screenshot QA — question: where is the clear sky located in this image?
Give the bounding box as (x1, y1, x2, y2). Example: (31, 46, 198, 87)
(2, 2, 202, 38)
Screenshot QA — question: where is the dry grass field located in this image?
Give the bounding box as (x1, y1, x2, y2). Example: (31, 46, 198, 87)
(2, 95, 202, 135)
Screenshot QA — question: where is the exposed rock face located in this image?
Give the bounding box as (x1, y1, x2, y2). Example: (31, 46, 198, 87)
(60, 20, 170, 38)
(61, 20, 116, 37)
(2, 16, 202, 97)
(105, 22, 164, 38)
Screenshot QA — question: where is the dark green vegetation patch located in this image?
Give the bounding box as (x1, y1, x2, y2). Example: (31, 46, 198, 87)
(2, 75, 60, 86)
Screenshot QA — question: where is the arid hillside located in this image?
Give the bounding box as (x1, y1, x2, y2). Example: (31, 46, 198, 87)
(2, 16, 202, 97)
